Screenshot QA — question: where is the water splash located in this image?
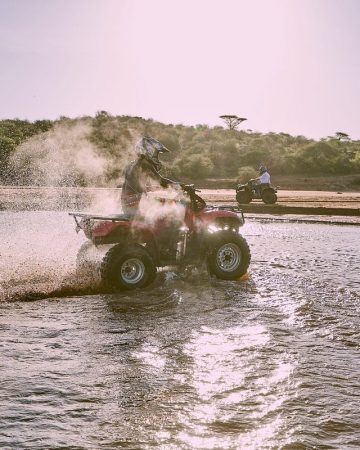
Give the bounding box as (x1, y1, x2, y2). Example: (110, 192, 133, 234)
(0, 211, 104, 302)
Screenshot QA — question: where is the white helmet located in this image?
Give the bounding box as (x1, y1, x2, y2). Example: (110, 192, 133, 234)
(136, 136, 170, 169)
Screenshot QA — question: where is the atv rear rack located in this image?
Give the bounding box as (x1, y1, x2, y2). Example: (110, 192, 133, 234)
(69, 212, 132, 221)
(69, 212, 132, 233)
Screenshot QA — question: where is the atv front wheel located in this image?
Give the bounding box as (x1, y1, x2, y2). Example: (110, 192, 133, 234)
(100, 244, 157, 291)
(261, 190, 277, 204)
(236, 190, 252, 204)
(207, 232, 251, 280)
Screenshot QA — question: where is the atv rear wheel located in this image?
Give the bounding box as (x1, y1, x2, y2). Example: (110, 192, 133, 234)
(207, 232, 251, 280)
(236, 190, 252, 204)
(100, 244, 157, 291)
(261, 190, 277, 204)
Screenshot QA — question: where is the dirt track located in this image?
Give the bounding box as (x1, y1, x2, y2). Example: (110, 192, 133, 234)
(201, 189, 360, 217)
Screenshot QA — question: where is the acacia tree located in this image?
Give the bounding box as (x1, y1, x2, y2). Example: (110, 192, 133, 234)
(335, 131, 350, 141)
(219, 115, 247, 130)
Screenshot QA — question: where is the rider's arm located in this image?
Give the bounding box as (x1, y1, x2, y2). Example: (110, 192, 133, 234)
(143, 158, 176, 188)
(159, 176, 176, 188)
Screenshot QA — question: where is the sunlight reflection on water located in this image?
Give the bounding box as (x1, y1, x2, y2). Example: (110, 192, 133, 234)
(184, 325, 270, 400)
(1, 212, 360, 449)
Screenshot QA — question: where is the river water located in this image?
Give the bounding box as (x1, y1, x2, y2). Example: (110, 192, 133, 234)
(1, 211, 360, 449)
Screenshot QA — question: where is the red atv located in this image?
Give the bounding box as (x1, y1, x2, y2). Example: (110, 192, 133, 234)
(69, 184, 251, 291)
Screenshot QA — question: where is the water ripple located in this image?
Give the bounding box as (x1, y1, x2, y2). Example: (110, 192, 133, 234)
(1, 214, 360, 448)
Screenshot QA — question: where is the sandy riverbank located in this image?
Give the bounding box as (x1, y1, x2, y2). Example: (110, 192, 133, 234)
(0, 186, 359, 217)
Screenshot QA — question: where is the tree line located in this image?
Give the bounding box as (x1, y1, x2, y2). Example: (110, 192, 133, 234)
(1, 112, 359, 186)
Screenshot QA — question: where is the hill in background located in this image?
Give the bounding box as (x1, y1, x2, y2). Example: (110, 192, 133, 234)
(1, 112, 359, 191)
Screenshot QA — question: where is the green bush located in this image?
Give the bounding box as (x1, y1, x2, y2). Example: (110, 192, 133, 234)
(177, 154, 214, 179)
(237, 166, 258, 183)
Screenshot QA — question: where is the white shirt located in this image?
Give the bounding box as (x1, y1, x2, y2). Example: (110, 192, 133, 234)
(259, 171, 270, 184)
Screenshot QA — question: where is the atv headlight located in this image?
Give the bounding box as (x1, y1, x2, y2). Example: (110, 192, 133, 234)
(208, 218, 241, 234)
(207, 224, 222, 234)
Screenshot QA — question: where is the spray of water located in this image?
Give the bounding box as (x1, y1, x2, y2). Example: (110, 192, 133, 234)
(1, 122, 186, 301)
(140, 187, 186, 224)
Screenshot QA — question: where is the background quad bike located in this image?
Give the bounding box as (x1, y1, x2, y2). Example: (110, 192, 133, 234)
(236, 180, 278, 205)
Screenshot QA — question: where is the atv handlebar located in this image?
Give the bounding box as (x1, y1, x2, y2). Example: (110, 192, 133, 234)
(180, 183, 201, 193)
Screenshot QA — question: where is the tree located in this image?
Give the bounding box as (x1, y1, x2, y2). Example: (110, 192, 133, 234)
(219, 115, 247, 130)
(335, 131, 350, 141)
(296, 142, 342, 174)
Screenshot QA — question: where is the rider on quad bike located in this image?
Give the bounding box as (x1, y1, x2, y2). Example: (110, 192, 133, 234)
(70, 183, 251, 292)
(254, 165, 271, 194)
(121, 136, 184, 259)
(236, 164, 277, 205)
(121, 136, 177, 215)
(70, 137, 251, 291)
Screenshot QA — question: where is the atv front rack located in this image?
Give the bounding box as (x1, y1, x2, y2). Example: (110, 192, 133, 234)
(208, 205, 242, 212)
(207, 204, 245, 222)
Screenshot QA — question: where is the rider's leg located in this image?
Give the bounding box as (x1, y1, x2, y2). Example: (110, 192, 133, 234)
(157, 218, 184, 259)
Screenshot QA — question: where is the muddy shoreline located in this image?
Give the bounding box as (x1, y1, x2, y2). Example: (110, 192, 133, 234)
(204, 189, 360, 217)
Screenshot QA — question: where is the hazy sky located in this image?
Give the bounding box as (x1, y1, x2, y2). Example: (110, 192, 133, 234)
(1, 0, 360, 139)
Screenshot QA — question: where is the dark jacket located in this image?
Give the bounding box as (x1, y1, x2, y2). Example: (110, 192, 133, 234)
(121, 156, 172, 214)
